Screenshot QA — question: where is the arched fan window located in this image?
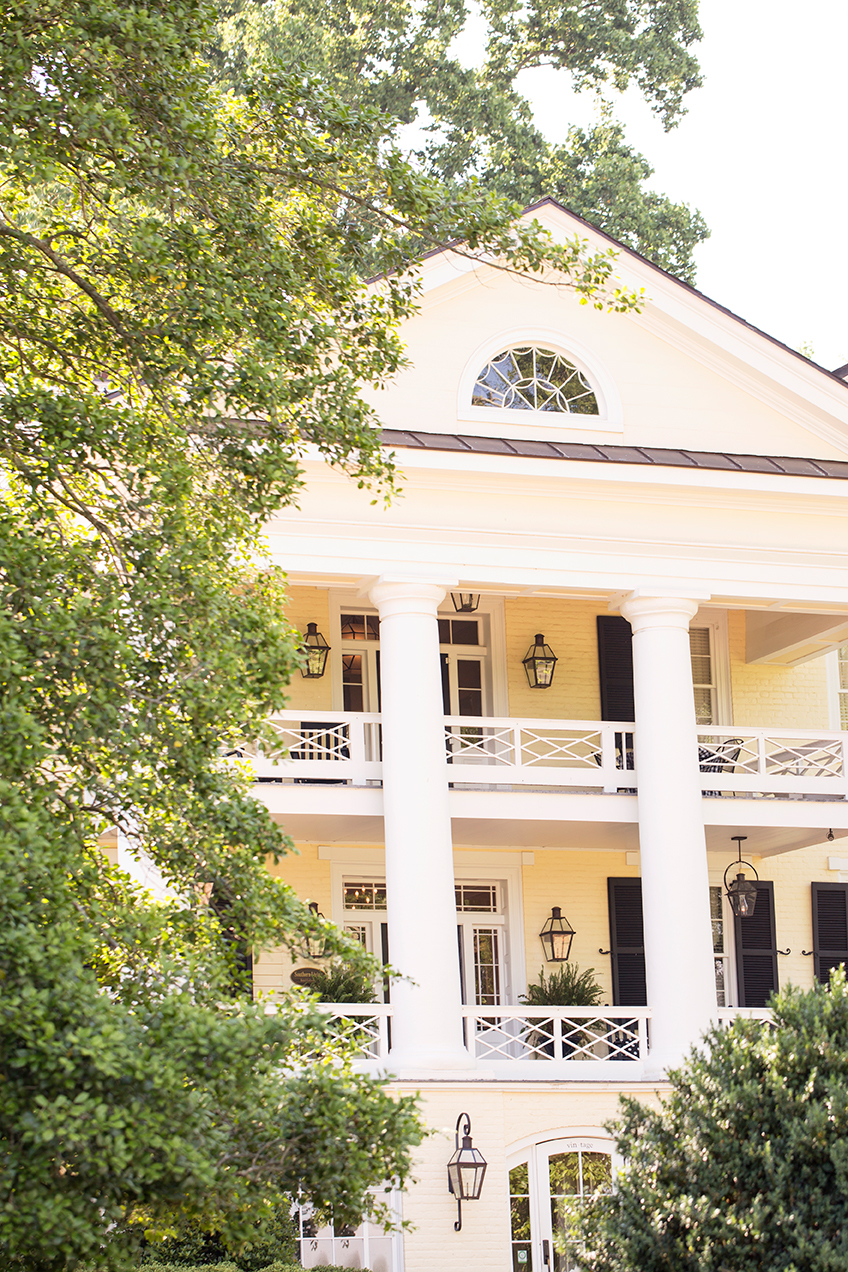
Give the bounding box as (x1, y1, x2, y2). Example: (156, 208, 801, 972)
(472, 345, 599, 415)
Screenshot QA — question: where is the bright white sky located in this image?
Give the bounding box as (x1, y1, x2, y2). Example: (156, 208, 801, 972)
(452, 0, 848, 371)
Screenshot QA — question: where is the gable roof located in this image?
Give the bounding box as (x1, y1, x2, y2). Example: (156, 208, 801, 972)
(421, 196, 848, 395)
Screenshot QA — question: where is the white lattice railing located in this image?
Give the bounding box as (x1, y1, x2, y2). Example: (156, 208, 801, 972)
(312, 1003, 391, 1061)
(462, 1005, 650, 1063)
(696, 727, 848, 796)
(241, 712, 848, 799)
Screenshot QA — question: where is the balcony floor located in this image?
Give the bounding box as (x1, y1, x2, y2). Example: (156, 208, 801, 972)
(253, 782, 848, 856)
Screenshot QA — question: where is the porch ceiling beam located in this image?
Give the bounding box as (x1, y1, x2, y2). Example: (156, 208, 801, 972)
(745, 610, 848, 665)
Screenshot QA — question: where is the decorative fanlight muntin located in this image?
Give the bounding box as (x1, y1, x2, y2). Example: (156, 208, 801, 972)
(451, 592, 481, 613)
(296, 901, 330, 960)
(540, 906, 576, 962)
(447, 1112, 487, 1231)
(300, 622, 330, 678)
(471, 345, 599, 415)
(523, 634, 558, 688)
(724, 836, 759, 919)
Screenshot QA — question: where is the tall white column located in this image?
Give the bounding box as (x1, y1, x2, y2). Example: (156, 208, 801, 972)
(619, 591, 716, 1075)
(369, 576, 472, 1071)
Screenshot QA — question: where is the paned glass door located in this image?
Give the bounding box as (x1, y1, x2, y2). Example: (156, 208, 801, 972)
(456, 881, 508, 1006)
(508, 1140, 613, 1271)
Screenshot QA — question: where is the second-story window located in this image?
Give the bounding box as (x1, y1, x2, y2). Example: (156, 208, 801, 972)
(837, 644, 848, 726)
(689, 627, 715, 725)
(472, 345, 599, 415)
(440, 614, 490, 717)
(340, 611, 380, 712)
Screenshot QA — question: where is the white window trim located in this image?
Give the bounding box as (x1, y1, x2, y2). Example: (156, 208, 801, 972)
(693, 607, 732, 726)
(326, 851, 527, 1005)
(327, 589, 509, 716)
(707, 864, 738, 1007)
(456, 327, 624, 434)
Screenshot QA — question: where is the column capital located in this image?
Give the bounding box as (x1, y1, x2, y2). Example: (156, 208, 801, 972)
(368, 575, 458, 618)
(618, 590, 708, 632)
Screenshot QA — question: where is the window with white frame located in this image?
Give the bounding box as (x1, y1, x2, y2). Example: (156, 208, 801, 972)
(710, 884, 731, 1006)
(472, 346, 599, 415)
(509, 1139, 613, 1271)
(837, 644, 848, 727)
(689, 626, 715, 725)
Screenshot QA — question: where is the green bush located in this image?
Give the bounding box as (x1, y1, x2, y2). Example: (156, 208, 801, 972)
(311, 962, 378, 1004)
(520, 964, 604, 1006)
(137, 1204, 298, 1270)
(140, 1265, 367, 1272)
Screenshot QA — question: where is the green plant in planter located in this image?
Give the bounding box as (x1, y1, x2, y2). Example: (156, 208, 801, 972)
(520, 964, 604, 1007)
(311, 962, 378, 1004)
(520, 964, 604, 1058)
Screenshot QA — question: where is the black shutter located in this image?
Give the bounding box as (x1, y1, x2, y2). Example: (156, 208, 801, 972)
(734, 881, 778, 1007)
(811, 883, 848, 985)
(597, 616, 634, 721)
(607, 878, 646, 1005)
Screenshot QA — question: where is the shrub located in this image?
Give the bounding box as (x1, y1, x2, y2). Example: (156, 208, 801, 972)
(520, 964, 604, 1007)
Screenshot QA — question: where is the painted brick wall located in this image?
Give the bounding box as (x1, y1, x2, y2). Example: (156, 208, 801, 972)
(392, 1083, 665, 1272)
(521, 851, 639, 1003)
(252, 842, 333, 996)
(281, 586, 333, 713)
(728, 610, 830, 728)
(504, 598, 604, 720)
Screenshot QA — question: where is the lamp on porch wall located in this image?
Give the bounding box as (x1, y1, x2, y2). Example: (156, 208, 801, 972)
(447, 1112, 487, 1231)
(296, 901, 330, 959)
(724, 835, 759, 918)
(299, 622, 330, 678)
(539, 906, 576, 961)
(522, 634, 558, 688)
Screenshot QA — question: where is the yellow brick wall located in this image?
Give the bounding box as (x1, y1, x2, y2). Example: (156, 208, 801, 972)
(252, 841, 333, 997)
(748, 838, 844, 993)
(393, 1083, 664, 1272)
(505, 598, 604, 720)
(728, 610, 830, 728)
(521, 851, 639, 1003)
(280, 585, 333, 713)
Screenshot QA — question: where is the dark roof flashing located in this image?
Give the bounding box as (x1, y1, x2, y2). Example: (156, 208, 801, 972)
(380, 429, 848, 480)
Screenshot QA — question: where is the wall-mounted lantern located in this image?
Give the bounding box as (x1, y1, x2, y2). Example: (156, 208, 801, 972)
(522, 634, 558, 688)
(296, 901, 329, 960)
(447, 1112, 487, 1232)
(724, 835, 759, 918)
(300, 622, 330, 678)
(539, 906, 576, 962)
(451, 593, 481, 613)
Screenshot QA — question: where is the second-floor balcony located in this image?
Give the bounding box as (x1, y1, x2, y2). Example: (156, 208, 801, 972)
(247, 710, 848, 802)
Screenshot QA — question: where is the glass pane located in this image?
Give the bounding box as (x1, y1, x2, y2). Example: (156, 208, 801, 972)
(710, 885, 724, 952)
(580, 1152, 612, 1195)
(510, 1195, 531, 1241)
(472, 346, 599, 414)
(548, 1152, 580, 1196)
(714, 956, 727, 1007)
(343, 882, 387, 910)
(551, 1196, 581, 1272)
(438, 617, 451, 644)
(457, 660, 482, 688)
(473, 927, 500, 1005)
(342, 653, 363, 713)
(693, 686, 713, 725)
(456, 883, 498, 912)
(452, 620, 480, 646)
(458, 687, 483, 716)
(341, 613, 379, 640)
(510, 1162, 529, 1193)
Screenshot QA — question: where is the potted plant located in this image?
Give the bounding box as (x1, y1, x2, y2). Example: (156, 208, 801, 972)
(519, 964, 603, 1057)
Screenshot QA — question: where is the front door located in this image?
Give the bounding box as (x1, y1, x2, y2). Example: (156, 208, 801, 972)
(455, 881, 508, 1006)
(509, 1138, 613, 1271)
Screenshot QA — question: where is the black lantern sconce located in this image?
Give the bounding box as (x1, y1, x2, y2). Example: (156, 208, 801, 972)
(447, 1112, 487, 1232)
(522, 634, 558, 689)
(296, 901, 329, 960)
(724, 836, 759, 919)
(539, 906, 576, 962)
(451, 592, 481, 613)
(299, 622, 330, 679)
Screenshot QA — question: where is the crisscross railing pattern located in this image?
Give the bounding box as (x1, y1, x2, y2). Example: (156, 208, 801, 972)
(445, 717, 635, 789)
(463, 1006, 649, 1062)
(305, 1004, 390, 1061)
(697, 726, 848, 796)
(245, 711, 382, 782)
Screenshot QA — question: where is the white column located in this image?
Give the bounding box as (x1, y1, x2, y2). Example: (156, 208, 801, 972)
(369, 576, 473, 1071)
(619, 591, 716, 1075)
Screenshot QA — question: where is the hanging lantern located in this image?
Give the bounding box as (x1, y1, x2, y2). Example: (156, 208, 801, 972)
(296, 901, 329, 960)
(451, 593, 481, 613)
(522, 634, 558, 688)
(724, 836, 759, 919)
(447, 1112, 487, 1231)
(300, 622, 330, 679)
(539, 906, 576, 962)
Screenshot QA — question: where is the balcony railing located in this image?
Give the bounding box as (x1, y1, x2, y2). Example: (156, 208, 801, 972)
(462, 1005, 650, 1064)
(245, 711, 848, 799)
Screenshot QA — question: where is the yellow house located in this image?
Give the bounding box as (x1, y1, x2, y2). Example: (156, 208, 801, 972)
(245, 201, 848, 1271)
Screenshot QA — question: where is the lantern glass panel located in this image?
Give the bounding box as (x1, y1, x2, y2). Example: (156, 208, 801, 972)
(728, 874, 758, 918)
(523, 635, 558, 689)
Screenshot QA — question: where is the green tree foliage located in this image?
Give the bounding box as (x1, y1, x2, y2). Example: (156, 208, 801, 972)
(213, 0, 709, 280)
(581, 969, 848, 1272)
(0, 1, 637, 1267)
(520, 963, 603, 1007)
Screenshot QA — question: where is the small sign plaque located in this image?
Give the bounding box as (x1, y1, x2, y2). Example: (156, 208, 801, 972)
(291, 967, 323, 988)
